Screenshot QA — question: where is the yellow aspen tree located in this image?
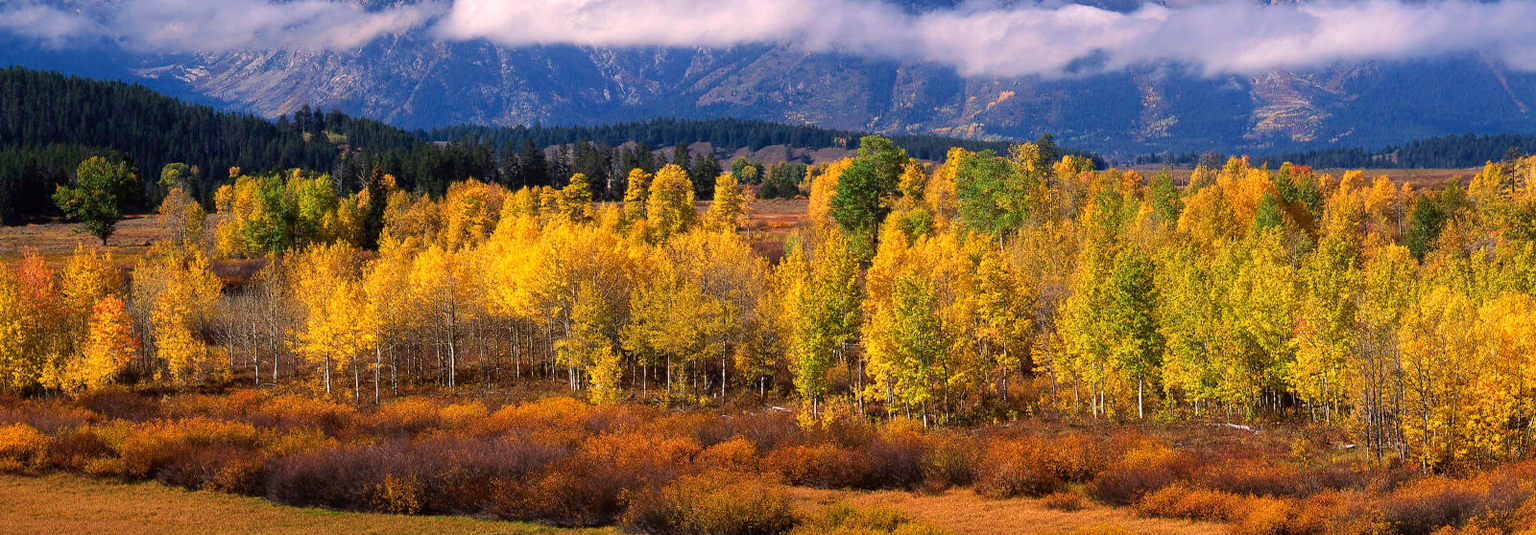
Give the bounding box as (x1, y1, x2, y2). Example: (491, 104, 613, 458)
(971, 243, 1036, 402)
(438, 179, 504, 250)
(292, 244, 377, 401)
(1398, 285, 1479, 469)
(703, 172, 748, 232)
(621, 168, 653, 230)
(363, 236, 418, 401)
(49, 245, 125, 388)
(1105, 246, 1163, 419)
(410, 244, 477, 390)
(784, 228, 860, 418)
(1157, 245, 1224, 411)
(158, 187, 207, 256)
(562, 285, 621, 404)
(0, 263, 39, 391)
(807, 159, 854, 227)
(60, 296, 138, 392)
(558, 174, 594, 222)
(134, 247, 222, 386)
(1056, 192, 1125, 417)
(1292, 231, 1360, 422)
(646, 164, 695, 242)
(1354, 240, 1416, 457)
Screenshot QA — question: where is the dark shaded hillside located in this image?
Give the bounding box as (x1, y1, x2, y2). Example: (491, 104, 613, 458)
(2, 67, 1078, 222)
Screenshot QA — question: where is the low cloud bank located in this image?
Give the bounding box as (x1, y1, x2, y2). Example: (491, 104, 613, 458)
(5, 0, 1536, 76)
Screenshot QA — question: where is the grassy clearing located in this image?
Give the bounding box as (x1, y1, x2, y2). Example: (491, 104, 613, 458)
(0, 473, 616, 535)
(785, 486, 1223, 535)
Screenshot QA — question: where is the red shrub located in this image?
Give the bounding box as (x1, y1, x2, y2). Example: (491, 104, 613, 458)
(43, 427, 114, 471)
(765, 443, 872, 489)
(0, 401, 97, 433)
(73, 387, 159, 422)
(1085, 443, 1198, 506)
(1197, 460, 1314, 498)
(975, 434, 1107, 498)
(859, 427, 930, 489)
(518, 430, 699, 526)
(249, 395, 356, 435)
(922, 433, 978, 490)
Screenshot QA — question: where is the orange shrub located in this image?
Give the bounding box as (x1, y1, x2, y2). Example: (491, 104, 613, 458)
(1085, 443, 1197, 506)
(369, 398, 442, 435)
(480, 397, 593, 435)
(162, 390, 266, 419)
(0, 422, 48, 472)
(249, 394, 356, 435)
(1136, 485, 1247, 523)
(696, 436, 760, 473)
(262, 427, 339, 457)
(367, 473, 424, 515)
(1233, 497, 1298, 535)
(438, 401, 488, 430)
(119, 417, 260, 480)
(974, 434, 1105, 498)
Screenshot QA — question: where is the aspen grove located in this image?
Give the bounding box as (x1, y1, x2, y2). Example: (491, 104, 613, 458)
(4, 136, 1536, 472)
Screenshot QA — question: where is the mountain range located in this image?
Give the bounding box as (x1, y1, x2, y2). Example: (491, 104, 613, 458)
(4, 0, 1536, 159)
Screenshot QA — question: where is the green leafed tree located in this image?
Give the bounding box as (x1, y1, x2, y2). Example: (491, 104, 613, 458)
(54, 156, 138, 245)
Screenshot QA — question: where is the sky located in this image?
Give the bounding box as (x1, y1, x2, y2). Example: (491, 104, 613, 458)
(4, 0, 1536, 77)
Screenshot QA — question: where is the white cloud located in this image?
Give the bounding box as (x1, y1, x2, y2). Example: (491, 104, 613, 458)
(435, 0, 1536, 77)
(1, 0, 444, 53)
(0, 2, 103, 47)
(5, 0, 1536, 77)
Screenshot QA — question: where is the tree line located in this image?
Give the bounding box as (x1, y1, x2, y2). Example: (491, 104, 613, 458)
(1137, 133, 1536, 170)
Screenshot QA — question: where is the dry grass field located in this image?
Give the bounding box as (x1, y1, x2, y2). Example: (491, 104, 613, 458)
(0, 473, 617, 535)
(0, 215, 165, 264)
(785, 487, 1223, 535)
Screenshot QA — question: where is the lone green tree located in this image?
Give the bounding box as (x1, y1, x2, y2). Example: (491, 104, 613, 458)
(830, 136, 910, 254)
(54, 156, 138, 245)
